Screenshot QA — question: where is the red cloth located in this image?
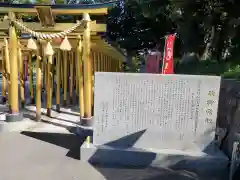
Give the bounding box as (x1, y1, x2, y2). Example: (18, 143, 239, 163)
(162, 34, 176, 74)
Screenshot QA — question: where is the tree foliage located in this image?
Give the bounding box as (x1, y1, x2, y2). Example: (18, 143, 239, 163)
(107, 0, 240, 64)
(6, 0, 240, 74)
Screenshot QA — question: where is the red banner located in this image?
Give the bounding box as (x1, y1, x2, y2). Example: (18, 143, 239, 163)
(162, 34, 176, 74)
(146, 52, 162, 73)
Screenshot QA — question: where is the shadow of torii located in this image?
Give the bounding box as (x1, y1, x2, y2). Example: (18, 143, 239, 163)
(20, 127, 148, 160)
(20, 120, 228, 180)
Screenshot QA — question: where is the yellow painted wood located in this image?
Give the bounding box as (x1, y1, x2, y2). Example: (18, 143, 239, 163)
(0, 33, 100, 42)
(0, 21, 106, 32)
(73, 51, 77, 90)
(44, 56, 48, 90)
(75, 50, 79, 96)
(97, 52, 101, 72)
(83, 17, 92, 118)
(4, 38, 11, 106)
(107, 56, 110, 72)
(110, 57, 113, 72)
(18, 43, 25, 107)
(72, 51, 75, 89)
(0, 7, 108, 15)
(0, 38, 126, 62)
(40, 50, 45, 89)
(36, 43, 42, 121)
(108, 56, 110, 72)
(69, 51, 74, 104)
(103, 55, 107, 72)
(77, 38, 84, 117)
(109, 56, 111, 72)
(63, 51, 68, 106)
(1, 48, 6, 101)
(46, 55, 53, 117)
(91, 41, 125, 61)
(0, 38, 127, 65)
(56, 51, 61, 112)
(111, 58, 114, 72)
(100, 52, 103, 71)
(60, 50, 64, 88)
(28, 52, 34, 103)
(105, 55, 107, 72)
(119, 59, 123, 72)
(101, 54, 104, 71)
(114, 59, 118, 72)
(93, 51, 98, 73)
(105, 55, 108, 72)
(8, 12, 19, 113)
(36, 6, 55, 27)
(92, 51, 97, 108)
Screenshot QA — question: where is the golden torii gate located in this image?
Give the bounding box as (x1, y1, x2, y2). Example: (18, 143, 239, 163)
(0, 3, 125, 128)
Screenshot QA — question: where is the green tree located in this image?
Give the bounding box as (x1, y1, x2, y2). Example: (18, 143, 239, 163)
(107, 0, 171, 70)
(116, 0, 240, 64)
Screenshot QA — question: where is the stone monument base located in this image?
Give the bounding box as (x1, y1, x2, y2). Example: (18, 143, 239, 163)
(80, 142, 229, 179)
(6, 112, 23, 122)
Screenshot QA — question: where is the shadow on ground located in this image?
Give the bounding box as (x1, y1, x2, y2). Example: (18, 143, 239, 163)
(94, 165, 200, 180)
(20, 130, 201, 180)
(20, 125, 207, 180)
(19, 111, 227, 180)
(22, 112, 79, 131)
(21, 131, 85, 160)
(21, 110, 86, 160)
(23, 107, 79, 122)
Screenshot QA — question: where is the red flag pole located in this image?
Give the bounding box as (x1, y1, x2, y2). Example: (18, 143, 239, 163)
(162, 34, 176, 74)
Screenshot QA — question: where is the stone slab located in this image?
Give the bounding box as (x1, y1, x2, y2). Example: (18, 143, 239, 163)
(80, 142, 229, 179)
(94, 73, 221, 151)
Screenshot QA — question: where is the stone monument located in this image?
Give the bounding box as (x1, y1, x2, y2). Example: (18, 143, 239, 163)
(80, 72, 229, 179)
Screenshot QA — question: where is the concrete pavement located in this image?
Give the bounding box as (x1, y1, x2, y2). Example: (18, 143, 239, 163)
(0, 105, 228, 180)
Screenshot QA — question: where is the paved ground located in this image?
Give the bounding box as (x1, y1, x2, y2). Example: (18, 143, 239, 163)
(0, 105, 228, 180)
(1, 132, 222, 180)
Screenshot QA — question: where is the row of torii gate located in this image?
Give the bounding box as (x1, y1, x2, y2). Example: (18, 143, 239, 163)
(0, 3, 125, 126)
